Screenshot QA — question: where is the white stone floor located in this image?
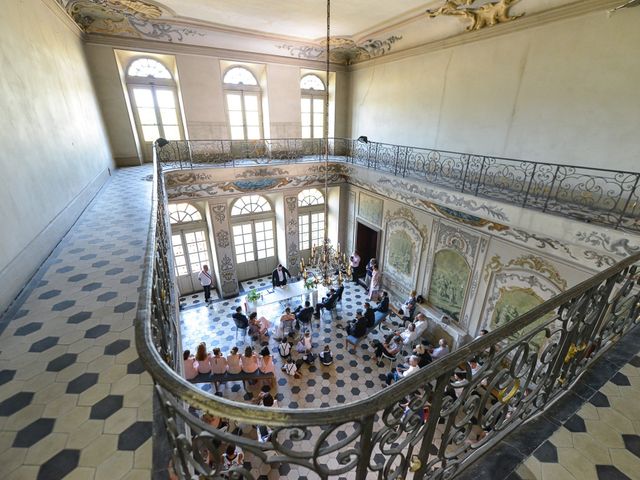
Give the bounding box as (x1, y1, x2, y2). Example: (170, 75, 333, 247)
(0, 167, 153, 480)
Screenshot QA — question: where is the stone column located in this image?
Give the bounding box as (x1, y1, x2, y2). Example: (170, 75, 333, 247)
(210, 202, 239, 298)
(284, 195, 300, 276)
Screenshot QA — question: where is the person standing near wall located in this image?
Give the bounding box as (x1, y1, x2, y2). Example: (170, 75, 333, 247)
(350, 251, 361, 283)
(198, 265, 213, 303)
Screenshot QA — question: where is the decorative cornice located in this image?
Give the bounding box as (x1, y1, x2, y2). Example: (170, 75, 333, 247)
(44, 0, 85, 39)
(350, 0, 625, 69)
(483, 253, 568, 290)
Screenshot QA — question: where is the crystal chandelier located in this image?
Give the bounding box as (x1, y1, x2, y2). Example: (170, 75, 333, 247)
(299, 0, 350, 288)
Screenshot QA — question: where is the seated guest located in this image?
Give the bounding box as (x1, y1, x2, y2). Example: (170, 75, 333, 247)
(226, 346, 242, 374)
(413, 313, 429, 336)
(255, 385, 279, 407)
(363, 302, 375, 328)
(209, 348, 228, 374)
(296, 330, 313, 353)
(431, 339, 450, 360)
(413, 344, 432, 368)
(248, 312, 260, 338)
(374, 334, 403, 366)
(314, 288, 338, 318)
(475, 329, 489, 340)
(373, 291, 390, 314)
(397, 323, 418, 346)
(294, 301, 314, 329)
(222, 444, 244, 469)
(183, 350, 199, 380)
(256, 396, 275, 442)
(278, 338, 292, 360)
(385, 355, 420, 385)
(232, 306, 249, 330)
(319, 345, 333, 366)
(241, 346, 259, 373)
(395, 290, 417, 323)
(281, 357, 301, 378)
(302, 348, 316, 364)
(280, 307, 296, 337)
(271, 263, 292, 287)
(195, 342, 212, 374)
(256, 315, 271, 339)
(258, 346, 276, 375)
(346, 309, 368, 338)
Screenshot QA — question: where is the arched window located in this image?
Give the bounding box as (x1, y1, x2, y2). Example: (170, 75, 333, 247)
(126, 57, 183, 144)
(127, 58, 172, 79)
(298, 189, 325, 253)
(300, 74, 326, 139)
(168, 203, 202, 224)
(223, 66, 262, 140)
(297, 188, 324, 207)
(231, 195, 272, 216)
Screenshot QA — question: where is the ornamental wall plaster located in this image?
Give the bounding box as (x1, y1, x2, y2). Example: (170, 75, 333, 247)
(426, 0, 524, 32)
(483, 254, 568, 291)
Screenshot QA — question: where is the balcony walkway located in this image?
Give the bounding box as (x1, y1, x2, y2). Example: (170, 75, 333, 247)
(0, 164, 638, 479)
(0, 166, 153, 480)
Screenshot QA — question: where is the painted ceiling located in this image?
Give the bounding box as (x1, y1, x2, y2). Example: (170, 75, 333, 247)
(58, 0, 631, 65)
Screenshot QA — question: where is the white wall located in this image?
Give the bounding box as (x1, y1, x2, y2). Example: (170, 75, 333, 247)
(0, 0, 113, 313)
(349, 8, 640, 171)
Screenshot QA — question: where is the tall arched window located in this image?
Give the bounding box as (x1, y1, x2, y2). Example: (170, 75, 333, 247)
(298, 188, 325, 253)
(230, 195, 277, 280)
(167, 202, 211, 295)
(126, 58, 183, 146)
(300, 74, 325, 139)
(223, 66, 262, 141)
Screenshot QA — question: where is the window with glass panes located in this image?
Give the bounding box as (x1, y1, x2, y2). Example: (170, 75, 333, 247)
(223, 67, 262, 140)
(254, 220, 275, 259)
(232, 223, 255, 264)
(127, 58, 183, 142)
(297, 188, 325, 250)
(300, 74, 325, 139)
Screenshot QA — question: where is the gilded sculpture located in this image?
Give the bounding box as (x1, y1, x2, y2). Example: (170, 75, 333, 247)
(426, 0, 524, 31)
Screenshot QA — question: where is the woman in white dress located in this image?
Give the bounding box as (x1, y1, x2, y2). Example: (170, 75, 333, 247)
(369, 265, 381, 301)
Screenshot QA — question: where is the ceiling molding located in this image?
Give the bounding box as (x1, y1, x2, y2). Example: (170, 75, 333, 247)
(83, 34, 349, 71)
(349, 0, 626, 69)
(44, 0, 85, 39)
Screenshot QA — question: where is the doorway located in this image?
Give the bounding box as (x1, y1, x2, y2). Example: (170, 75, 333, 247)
(171, 229, 211, 295)
(355, 222, 379, 279)
(232, 219, 278, 281)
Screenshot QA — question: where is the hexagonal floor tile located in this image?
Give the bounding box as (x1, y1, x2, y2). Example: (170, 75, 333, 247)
(81, 282, 102, 292)
(14, 322, 43, 336)
(38, 290, 61, 300)
(117, 421, 152, 451)
(66, 373, 100, 394)
(0, 392, 34, 416)
(52, 300, 76, 311)
(0, 369, 16, 386)
(85, 325, 111, 339)
(13, 418, 56, 448)
(97, 292, 118, 302)
(37, 449, 80, 480)
(126, 359, 145, 375)
(47, 353, 78, 372)
(104, 340, 130, 355)
(114, 302, 136, 313)
(29, 336, 59, 353)
(90, 395, 124, 420)
(67, 311, 92, 324)
(68, 273, 88, 282)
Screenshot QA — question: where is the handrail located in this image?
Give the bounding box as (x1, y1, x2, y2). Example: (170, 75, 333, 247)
(138, 143, 640, 479)
(157, 137, 640, 232)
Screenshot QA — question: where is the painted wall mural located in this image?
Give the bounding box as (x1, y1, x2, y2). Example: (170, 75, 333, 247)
(278, 35, 403, 64)
(388, 230, 414, 277)
(428, 249, 471, 321)
(358, 193, 384, 227)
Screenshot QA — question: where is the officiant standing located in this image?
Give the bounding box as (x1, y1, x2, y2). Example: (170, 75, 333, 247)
(271, 264, 292, 288)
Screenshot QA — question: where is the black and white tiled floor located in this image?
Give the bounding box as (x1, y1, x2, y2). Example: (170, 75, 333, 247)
(0, 167, 153, 479)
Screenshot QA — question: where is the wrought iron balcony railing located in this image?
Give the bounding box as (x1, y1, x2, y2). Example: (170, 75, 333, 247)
(137, 146, 640, 479)
(156, 137, 640, 232)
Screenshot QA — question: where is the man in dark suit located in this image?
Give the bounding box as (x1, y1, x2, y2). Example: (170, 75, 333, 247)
(373, 291, 390, 314)
(232, 306, 249, 329)
(271, 264, 292, 288)
(346, 309, 368, 338)
(363, 302, 376, 328)
(314, 288, 338, 318)
(294, 301, 314, 329)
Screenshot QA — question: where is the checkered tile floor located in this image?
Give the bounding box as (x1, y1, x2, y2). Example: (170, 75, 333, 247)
(0, 167, 153, 479)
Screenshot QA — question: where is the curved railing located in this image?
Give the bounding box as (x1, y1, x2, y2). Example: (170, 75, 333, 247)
(139, 146, 640, 479)
(157, 137, 640, 232)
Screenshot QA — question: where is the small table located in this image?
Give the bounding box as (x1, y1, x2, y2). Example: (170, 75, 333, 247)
(243, 280, 329, 315)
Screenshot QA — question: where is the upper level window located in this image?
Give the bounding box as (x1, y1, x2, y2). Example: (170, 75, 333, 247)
(126, 57, 182, 143)
(223, 66, 262, 141)
(127, 58, 172, 79)
(168, 203, 202, 224)
(298, 188, 324, 207)
(300, 74, 325, 139)
(231, 195, 272, 216)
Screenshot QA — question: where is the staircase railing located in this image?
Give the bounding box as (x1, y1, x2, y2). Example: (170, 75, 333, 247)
(138, 144, 640, 479)
(157, 137, 640, 232)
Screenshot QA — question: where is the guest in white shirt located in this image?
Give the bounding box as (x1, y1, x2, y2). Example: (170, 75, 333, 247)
(385, 355, 420, 385)
(183, 350, 199, 380)
(271, 264, 292, 287)
(398, 323, 418, 345)
(413, 313, 429, 336)
(197, 265, 213, 303)
(431, 339, 450, 360)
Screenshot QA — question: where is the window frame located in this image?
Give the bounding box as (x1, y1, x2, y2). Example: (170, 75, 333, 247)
(297, 189, 325, 252)
(300, 74, 326, 140)
(223, 66, 263, 141)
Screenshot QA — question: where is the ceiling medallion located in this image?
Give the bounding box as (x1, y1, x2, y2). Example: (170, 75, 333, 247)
(426, 0, 524, 31)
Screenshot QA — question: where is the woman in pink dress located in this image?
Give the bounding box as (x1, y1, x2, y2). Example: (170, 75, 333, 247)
(226, 346, 242, 374)
(183, 350, 199, 380)
(195, 342, 212, 374)
(241, 346, 259, 374)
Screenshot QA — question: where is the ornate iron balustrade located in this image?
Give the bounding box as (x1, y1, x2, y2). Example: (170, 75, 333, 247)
(157, 138, 640, 232)
(138, 146, 640, 479)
